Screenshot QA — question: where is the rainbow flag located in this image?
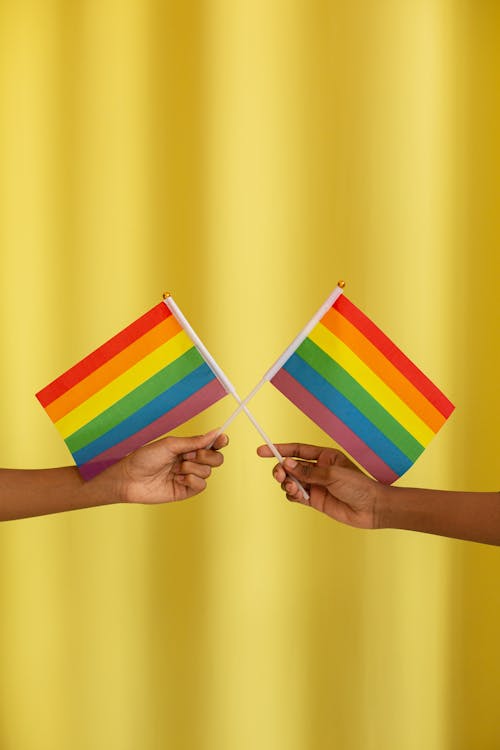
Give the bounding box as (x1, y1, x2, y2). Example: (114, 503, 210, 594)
(269, 286, 454, 483)
(36, 299, 228, 479)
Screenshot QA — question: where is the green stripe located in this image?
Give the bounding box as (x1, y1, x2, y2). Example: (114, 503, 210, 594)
(66, 346, 204, 452)
(297, 337, 424, 462)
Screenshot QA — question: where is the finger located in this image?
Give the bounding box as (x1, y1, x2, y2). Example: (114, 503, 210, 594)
(189, 449, 224, 467)
(167, 430, 225, 457)
(286, 489, 309, 505)
(201, 429, 229, 451)
(275, 466, 310, 503)
(283, 476, 309, 502)
(273, 464, 310, 498)
(283, 457, 336, 486)
(174, 474, 207, 493)
(273, 463, 287, 483)
(257, 443, 324, 461)
(211, 433, 229, 450)
(179, 461, 212, 479)
(280, 477, 299, 495)
(257, 444, 273, 457)
(183, 433, 228, 461)
(283, 478, 300, 496)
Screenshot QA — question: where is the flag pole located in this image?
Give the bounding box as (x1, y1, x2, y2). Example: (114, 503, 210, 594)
(214, 283, 346, 434)
(163, 293, 309, 499)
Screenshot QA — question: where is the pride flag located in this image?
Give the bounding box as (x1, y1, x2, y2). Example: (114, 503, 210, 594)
(268, 286, 454, 483)
(36, 298, 228, 479)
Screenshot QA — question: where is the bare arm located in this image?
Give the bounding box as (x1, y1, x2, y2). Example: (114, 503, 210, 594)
(0, 430, 228, 521)
(378, 485, 500, 546)
(0, 466, 117, 521)
(257, 442, 500, 546)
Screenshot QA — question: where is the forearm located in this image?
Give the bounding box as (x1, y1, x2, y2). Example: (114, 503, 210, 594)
(378, 485, 500, 546)
(0, 467, 119, 521)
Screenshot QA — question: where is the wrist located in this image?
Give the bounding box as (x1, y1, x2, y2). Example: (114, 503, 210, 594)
(374, 483, 400, 530)
(374, 484, 449, 536)
(80, 465, 124, 508)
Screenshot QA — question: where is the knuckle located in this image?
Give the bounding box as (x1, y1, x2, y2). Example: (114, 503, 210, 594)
(298, 461, 313, 477)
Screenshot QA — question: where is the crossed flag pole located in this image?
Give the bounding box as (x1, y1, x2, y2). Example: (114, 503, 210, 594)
(164, 292, 311, 500)
(208, 284, 345, 444)
(37, 280, 454, 486)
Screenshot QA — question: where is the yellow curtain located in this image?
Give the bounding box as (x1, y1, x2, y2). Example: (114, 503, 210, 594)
(0, 1, 499, 748)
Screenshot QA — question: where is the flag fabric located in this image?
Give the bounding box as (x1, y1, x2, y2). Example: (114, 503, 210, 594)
(36, 300, 228, 480)
(269, 287, 455, 484)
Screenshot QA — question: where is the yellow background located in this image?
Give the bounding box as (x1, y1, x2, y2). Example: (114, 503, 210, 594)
(0, 1, 499, 748)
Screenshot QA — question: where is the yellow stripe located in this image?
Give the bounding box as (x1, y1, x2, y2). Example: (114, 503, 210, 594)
(308, 324, 435, 446)
(55, 330, 193, 438)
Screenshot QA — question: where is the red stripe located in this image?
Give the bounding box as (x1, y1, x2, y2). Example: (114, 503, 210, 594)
(36, 302, 172, 407)
(333, 295, 455, 419)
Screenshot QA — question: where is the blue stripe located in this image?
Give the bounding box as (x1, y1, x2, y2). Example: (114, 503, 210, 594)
(283, 354, 413, 476)
(70, 363, 216, 465)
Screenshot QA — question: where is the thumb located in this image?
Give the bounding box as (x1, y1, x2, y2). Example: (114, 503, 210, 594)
(162, 432, 217, 456)
(283, 457, 336, 486)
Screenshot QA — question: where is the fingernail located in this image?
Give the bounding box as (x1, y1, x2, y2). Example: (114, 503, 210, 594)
(284, 458, 297, 469)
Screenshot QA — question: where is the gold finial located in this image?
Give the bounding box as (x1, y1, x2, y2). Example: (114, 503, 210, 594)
(338, 280, 346, 289)
(162, 292, 172, 299)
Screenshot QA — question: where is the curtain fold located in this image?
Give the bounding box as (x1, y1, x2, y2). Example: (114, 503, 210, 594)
(0, 2, 499, 748)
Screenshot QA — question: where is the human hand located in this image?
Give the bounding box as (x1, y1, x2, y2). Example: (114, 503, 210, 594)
(110, 430, 228, 505)
(257, 442, 384, 529)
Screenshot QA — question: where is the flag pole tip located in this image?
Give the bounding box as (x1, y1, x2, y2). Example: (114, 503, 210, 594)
(162, 292, 172, 299)
(338, 280, 346, 289)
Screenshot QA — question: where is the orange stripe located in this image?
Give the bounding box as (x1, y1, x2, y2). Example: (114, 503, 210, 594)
(321, 307, 447, 433)
(45, 315, 182, 422)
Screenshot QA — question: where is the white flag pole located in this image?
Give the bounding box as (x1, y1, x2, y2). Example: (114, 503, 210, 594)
(163, 294, 309, 499)
(215, 283, 346, 434)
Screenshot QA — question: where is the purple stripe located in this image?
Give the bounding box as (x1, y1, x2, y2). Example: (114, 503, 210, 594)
(79, 379, 227, 480)
(272, 369, 398, 484)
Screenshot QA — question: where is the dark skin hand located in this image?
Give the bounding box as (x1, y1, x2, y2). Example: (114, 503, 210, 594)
(258, 442, 379, 528)
(258, 442, 500, 546)
(118, 431, 228, 504)
(0, 431, 229, 521)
